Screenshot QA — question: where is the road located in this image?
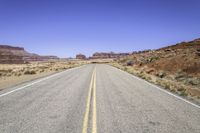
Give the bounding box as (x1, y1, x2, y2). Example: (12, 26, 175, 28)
(0, 64, 200, 133)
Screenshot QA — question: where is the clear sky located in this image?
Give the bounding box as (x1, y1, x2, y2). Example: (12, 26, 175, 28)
(0, 0, 200, 57)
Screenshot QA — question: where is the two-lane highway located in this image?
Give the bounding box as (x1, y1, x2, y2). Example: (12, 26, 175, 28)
(0, 64, 200, 133)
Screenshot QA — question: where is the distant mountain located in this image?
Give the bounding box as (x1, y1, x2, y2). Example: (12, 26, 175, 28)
(89, 52, 130, 59)
(0, 45, 59, 64)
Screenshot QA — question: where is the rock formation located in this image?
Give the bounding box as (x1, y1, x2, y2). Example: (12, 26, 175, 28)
(90, 52, 130, 59)
(0, 45, 59, 64)
(76, 54, 86, 60)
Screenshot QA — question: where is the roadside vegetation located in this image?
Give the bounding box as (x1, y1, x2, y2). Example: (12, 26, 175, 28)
(0, 61, 87, 90)
(110, 39, 200, 104)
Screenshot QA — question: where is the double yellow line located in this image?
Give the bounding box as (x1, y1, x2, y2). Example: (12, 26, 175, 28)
(82, 67, 97, 133)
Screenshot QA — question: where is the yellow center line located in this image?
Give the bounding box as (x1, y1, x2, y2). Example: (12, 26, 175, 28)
(82, 69, 95, 133)
(82, 67, 97, 133)
(92, 68, 97, 133)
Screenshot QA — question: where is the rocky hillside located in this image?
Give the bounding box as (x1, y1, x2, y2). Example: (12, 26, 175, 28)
(118, 38, 200, 76)
(112, 38, 200, 102)
(0, 45, 59, 64)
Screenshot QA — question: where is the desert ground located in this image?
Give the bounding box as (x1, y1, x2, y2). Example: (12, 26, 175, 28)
(0, 60, 87, 90)
(110, 39, 200, 103)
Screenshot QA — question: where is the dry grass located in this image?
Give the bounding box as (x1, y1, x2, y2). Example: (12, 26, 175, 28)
(110, 62, 200, 103)
(0, 61, 87, 90)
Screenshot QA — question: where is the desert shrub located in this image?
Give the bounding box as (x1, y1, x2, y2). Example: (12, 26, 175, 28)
(147, 56, 160, 63)
(14, 73, 21, 76)
(196, 49, 200, 56)
(136, 63, 141, 66)
(126, 60, 134, 66)
(170, 89, 175, 93)
(62, 67, 66, 70)
(142, 75, 146, 79)
(177, 87, 185, 91)
(7, 69, 13, 72)
(179, 90, 188, 97)
(24, 70, 36, 75)
(187, 78, 200, 86)
(138, 73, 146, 79)
(124, 67, 128, 71)
(164, 84, 170, 90)
(119, 58, 128, 64)
(50, 61, 56, 64)
(145, 76, 152, 81)
(0, 73, 2, 77)
(175, 70, 187, 81)
(127, 69, 134, 74)
(155, 71, 166, 78)
(40, 69, 45, 73)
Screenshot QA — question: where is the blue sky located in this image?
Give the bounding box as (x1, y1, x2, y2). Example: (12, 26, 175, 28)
(0, 0, 200, 57)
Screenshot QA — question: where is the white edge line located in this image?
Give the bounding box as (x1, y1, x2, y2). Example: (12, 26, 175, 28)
(112, 65, 200, 109)
(0, 65, 82, 98)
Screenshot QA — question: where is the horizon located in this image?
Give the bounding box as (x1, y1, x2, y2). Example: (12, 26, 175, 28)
(0, 0, 200, 58)
(0, 37, 199, 58)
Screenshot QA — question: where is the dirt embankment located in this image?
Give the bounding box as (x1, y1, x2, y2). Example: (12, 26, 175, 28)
(111, 38, 200, 103)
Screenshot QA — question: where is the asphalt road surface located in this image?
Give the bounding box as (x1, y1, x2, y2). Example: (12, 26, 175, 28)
(0, 64, 200, 133)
